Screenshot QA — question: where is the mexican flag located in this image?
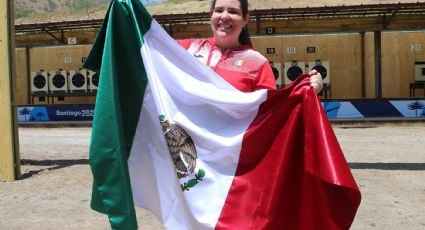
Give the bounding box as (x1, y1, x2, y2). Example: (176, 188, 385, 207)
(84, 0, 361, 229)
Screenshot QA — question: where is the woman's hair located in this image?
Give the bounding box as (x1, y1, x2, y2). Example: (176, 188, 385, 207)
(210, 0, 252, 46)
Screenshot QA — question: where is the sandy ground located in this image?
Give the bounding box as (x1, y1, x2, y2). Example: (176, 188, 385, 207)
(1, 122, 424, 229)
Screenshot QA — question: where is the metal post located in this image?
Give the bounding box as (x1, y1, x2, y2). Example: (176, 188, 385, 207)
(25, 46, 33, 104)
(374, 31, 382, 98)
(0, 0, 21, 181)
(360, 31, 366, 98)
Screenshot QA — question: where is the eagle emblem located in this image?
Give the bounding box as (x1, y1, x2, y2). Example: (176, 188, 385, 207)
(159, 115, 205, 191)
(159, 115, 198, 172)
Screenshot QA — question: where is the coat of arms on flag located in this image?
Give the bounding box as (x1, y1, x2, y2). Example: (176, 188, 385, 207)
(159, 115, 206, 191)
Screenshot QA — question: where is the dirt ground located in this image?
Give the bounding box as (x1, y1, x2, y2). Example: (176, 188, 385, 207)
(1, 121, 424, 229)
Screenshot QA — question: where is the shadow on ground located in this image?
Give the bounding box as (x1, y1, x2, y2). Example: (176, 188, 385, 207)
(20, 159, 89, 179)
(349, 162, 425, 170)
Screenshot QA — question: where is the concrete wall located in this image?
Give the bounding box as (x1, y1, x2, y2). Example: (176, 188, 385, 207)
(14, 31, 425, 105)
(252, 31, 425, 99)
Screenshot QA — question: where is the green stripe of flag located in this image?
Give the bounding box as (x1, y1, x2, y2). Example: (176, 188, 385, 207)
(83, 0, 153, 228)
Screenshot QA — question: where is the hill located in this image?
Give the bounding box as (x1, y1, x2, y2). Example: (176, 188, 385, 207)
(14, 0, 420, 24)
(14, 0, 111, 22)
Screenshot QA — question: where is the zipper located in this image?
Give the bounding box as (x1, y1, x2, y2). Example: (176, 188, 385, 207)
(210, 47, 231, 71)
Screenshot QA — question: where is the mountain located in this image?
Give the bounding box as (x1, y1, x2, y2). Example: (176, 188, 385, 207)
(14, 0, 110, 17)
(14, 0, 419, 24)
(14, 0, 164, 22)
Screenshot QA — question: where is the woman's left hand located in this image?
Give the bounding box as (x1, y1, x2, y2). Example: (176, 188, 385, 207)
(309, 69, 323, 94)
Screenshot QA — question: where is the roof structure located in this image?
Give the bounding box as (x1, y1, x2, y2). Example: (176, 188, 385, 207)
(145, 0, 425, 14)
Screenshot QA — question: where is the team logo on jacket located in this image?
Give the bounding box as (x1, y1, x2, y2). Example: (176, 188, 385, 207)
(234, 60, 244, 66)
(159, 115, 205, 191)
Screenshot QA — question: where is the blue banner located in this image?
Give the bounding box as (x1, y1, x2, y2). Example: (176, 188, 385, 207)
(17, 105, 95, 122)
(323, 100, 425, 119)
(17, 100, 425, 122)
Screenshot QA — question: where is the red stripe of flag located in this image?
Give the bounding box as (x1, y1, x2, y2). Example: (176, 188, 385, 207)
(216, 75, 361, 230)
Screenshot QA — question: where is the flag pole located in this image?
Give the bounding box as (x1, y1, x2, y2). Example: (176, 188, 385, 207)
(0, 0, 21, 181)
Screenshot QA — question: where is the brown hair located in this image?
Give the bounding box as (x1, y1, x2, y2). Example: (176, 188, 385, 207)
(210, 0, 252, 46)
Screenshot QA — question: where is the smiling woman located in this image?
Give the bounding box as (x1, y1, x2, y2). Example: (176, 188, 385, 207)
(210, 0, 249, 48)
(177, 0, 278, 92)
(177, 0, 322, 93)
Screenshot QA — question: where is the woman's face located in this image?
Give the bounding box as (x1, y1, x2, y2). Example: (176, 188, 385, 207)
(210, 0, 248, 48)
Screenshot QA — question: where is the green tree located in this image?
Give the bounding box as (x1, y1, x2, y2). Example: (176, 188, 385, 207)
(65, 0, 95, 11)
(47, 0, 58, 11)
(15, 6, 35, 19)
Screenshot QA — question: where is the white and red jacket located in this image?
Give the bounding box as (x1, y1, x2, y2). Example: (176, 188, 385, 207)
(178, 38, 276, 92)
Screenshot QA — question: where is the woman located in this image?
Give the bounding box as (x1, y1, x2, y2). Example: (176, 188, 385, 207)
(178, 0, 323, 93)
